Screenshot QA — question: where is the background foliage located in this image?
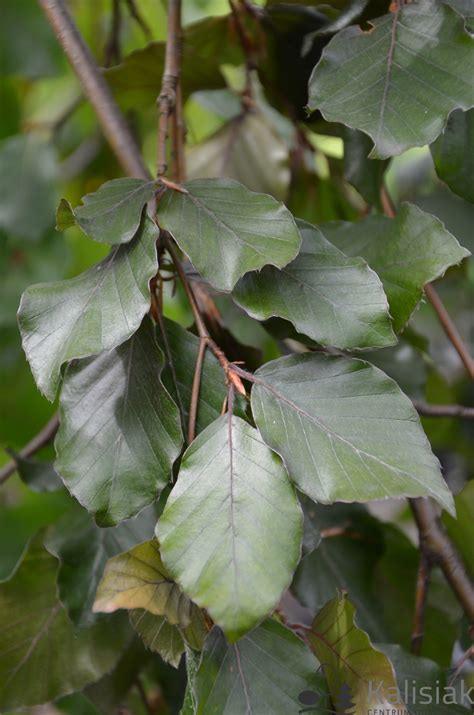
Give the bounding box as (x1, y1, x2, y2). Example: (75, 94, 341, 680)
(0, 0, 473, 713)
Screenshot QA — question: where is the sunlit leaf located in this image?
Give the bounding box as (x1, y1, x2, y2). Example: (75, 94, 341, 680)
(308, 593, 403, 714)
(157, 415, 303, 641)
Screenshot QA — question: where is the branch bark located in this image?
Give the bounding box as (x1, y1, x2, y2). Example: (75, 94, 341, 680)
(0, 414, 59, 485)
(157, 0, 182, 178)
(37, 0, 148, 179)
(424, 283, 474, 379)
(410, 498, 474, 623)
(412, 400, 474, 419)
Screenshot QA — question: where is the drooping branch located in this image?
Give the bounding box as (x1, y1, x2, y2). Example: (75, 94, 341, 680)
(0, 414, 59, 485)
(37, 0, 148, 179)
(410, 498, 474, 623)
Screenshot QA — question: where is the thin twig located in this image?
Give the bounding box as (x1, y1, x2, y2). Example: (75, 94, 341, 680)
(413, 400, 474, 419)
(165, 236, 246, 397)
(104, 0, 122, 66)
(156, 0, 182, 177)
(424, 283, 474, 378)
(448, 645, 474, 686)
(411, 550, 432, 655)
(0, 414, 59, 485)
(38, 0, 148, 179)
(188, 337, 208, 444)
(125, 0, 152, 40)
(410, 498, 474, 623)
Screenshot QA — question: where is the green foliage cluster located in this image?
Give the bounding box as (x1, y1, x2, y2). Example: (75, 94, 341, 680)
(0, 0, 473, 713)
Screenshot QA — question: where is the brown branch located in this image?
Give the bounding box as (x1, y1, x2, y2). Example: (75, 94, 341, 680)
(171, 82, 186, 182)
(157, 0, 182, 177)
(188, 337, 207, 444)
(424, 283, 474, 379)
(37, 0, 148, 179)
(413, 400, 474, 419)
(410, 498, 474, 623)
(165, 237, 246, 398)
(0, 414, 60, 485)
(411, 550, 431, 655)
(125, 0, 152, 40)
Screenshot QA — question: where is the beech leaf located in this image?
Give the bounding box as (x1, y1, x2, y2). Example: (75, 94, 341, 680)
(321, 203, 470, 332)
(251, 353, 455, 513)
(308, 593, 404, 714)
(308, 0, 474, 159)
(0, 537, 129, 711)
(18, 217, 159, 401)
(157, 178, 301, 292)
(56, 178, 156, 244)
(157, 415, 303, 641)
(55, 317, 183, 526)
(195, 620, 328, 714)
(234, 219, 396, 350)
(431, 108, 474, 204)
(93, 539, 200, 627)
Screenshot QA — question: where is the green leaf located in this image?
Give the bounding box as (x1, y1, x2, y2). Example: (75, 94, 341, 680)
(45, 503, 158, 625)
(56, 179, 156, 245)
(251, 353, 455, 513)
(0, 135, 57, 240)
(94, 539, 198, 623)
(308, 593, 403, 714)
(233, 219, 395, 350)
(55, 317, 183, 526)
(156, 318, 246, 437)
(308, 0, 474, 159)
(195, 620, 328, 715)
(157, 415, 303, 641)
(157, 179, 301, 292)
(0, 537, 130, 711)
(130, 611, 185, 668)
(5, 449, 62, 492)
(105, 16, 242, 109)
(343, 128, 388, 208)
(130, 607, 207, 666)
(18, 217, 159, 401)
(431, 108, 474, 204)
(321, 203, 470, 332)
(442, 480, 474, 579)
